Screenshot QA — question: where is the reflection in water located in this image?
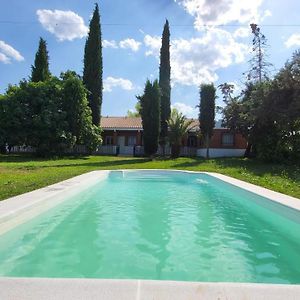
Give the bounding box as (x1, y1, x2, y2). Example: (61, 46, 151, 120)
(135, 185, 171, 279)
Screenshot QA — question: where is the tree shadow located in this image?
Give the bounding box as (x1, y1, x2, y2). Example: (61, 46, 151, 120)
(45, 158, 152, 169)
(0, 154, 91, 163)
(171, 156, 300, 182)
(0, 154, 152, 169)
(214, 158, 300, 182)
(170, 157, 207, 168)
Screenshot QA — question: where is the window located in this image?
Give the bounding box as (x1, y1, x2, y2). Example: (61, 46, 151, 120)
(187, 136, 197, 147)
(222, 133, 234, 147)
(128, 136, 137, 146)
(105, 136, 114, 145)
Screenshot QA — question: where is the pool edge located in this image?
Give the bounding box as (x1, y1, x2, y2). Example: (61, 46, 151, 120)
(0, 170, 110, 235)
(118, 169, 300, 211)
(203, 171, 300, 212)
(1, 169, 299, 234)
(0, 169, 300, 298)
(0, 277, 299, 300)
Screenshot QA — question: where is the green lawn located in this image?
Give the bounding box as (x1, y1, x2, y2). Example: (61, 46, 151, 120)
(0, 154, 299, 201)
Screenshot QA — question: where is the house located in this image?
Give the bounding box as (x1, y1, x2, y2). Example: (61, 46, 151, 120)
(100, 116, 247, 157)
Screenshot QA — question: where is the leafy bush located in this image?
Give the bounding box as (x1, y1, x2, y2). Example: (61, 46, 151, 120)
(0, 73, 102, 156)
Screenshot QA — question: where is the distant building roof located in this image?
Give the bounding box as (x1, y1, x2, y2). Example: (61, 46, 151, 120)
(101, 116, 143, 130)
(187, 119, 200, 131)
(100, 116, 223, 131)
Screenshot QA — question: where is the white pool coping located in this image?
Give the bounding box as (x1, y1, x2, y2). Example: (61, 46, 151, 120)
(0, 169, 299, 299)
(204, 171, 300, 212)
(0, 278, 300, 300)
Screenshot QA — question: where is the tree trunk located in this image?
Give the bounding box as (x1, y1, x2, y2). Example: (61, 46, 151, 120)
(0, 145, 6, 154)
(159, 138, 166, 157)
(171, 144, 180, 158)
(162, 144, 165, 156)
(206, 134, 210, 159)
(244, 143, 252, 158)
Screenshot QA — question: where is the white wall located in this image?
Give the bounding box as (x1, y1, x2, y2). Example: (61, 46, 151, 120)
(197, 148, 245, 158)
(95, 145, 117, 155)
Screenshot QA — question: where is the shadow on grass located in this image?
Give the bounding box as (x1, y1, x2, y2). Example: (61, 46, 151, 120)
(0, 154, 151, 170)
(0, 154, 91, 163)
(45, 158, 152, 169)
(170, 157, 207, 169)
(172, 157, 300, 182)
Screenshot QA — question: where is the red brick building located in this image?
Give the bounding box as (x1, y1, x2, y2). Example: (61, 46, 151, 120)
(100, 116, 247, 157)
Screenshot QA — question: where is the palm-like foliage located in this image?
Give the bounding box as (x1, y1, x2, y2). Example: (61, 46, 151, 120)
(167, 109, 193, 158)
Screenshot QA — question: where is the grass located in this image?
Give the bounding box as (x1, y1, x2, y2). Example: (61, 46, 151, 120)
(0, 154, 299, 201)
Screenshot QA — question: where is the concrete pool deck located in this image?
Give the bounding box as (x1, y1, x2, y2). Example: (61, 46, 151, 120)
(0, 169, 299, 299)
(0, 278, 300, 300)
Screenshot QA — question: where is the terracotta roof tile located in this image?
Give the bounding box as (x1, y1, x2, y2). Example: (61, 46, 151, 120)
(101, 116, 200, 131)
(100, 117, 143, 129)
(188, 119, 200, 131)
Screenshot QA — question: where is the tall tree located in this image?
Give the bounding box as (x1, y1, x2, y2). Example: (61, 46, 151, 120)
(83, 3, 103, 126)
(31, 38, 51, 82)
(159, 20, 171, 151)
(137, 80, 161, 157)
(239, 24, 271, 156)
(0, 94, 8, 153)
(199, 84, 216, 159)
(247, 24, 272, 83)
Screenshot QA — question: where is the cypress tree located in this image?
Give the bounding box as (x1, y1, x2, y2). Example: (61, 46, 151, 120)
(31, 38, 51, 82)
(199, 84, 216, 159)
(83, 3, 103, 126)
(137, 80, 161, 157)
(159, 20, 171, 150)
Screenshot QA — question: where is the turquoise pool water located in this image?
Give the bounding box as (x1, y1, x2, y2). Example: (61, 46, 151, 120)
(0, 170, 299, 283)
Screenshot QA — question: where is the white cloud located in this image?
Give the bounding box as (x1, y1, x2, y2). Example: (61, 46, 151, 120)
(175, 0, 265, 29)
(172, 102, 198, 118)
(144, 28, 248, 86)
(261, 9, 272, 21)
(119, 38, 141, 52)
(37, 9, 88, 41)
(0, 40, 24, 63)
(0, 53, 9, 64)
(233, 27, 250, 38)
(285, 34, 300, 48)
(103, 77, 134, 92)
(103, 38, 142, 52)
(144, 35, 161, 56)
(103, 40, 118, 48)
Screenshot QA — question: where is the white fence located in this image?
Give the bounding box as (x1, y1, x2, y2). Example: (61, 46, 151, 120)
(197, 148, 245, 158)
(119, 146, 134, 156)
(9, 144, 245, 158)
(134, 146, 197, 157)
(94, 145, 118, 155)
(157, 146, 172, 156)
(180, 146, 197, 157)
(10, 146, 36, 153)
(64, 145, 88, 154)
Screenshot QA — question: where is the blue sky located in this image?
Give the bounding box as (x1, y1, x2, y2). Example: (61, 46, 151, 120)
(1, 0, 300, 118)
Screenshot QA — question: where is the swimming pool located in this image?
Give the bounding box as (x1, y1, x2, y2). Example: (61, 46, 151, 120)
(0, 170, 299, 283)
